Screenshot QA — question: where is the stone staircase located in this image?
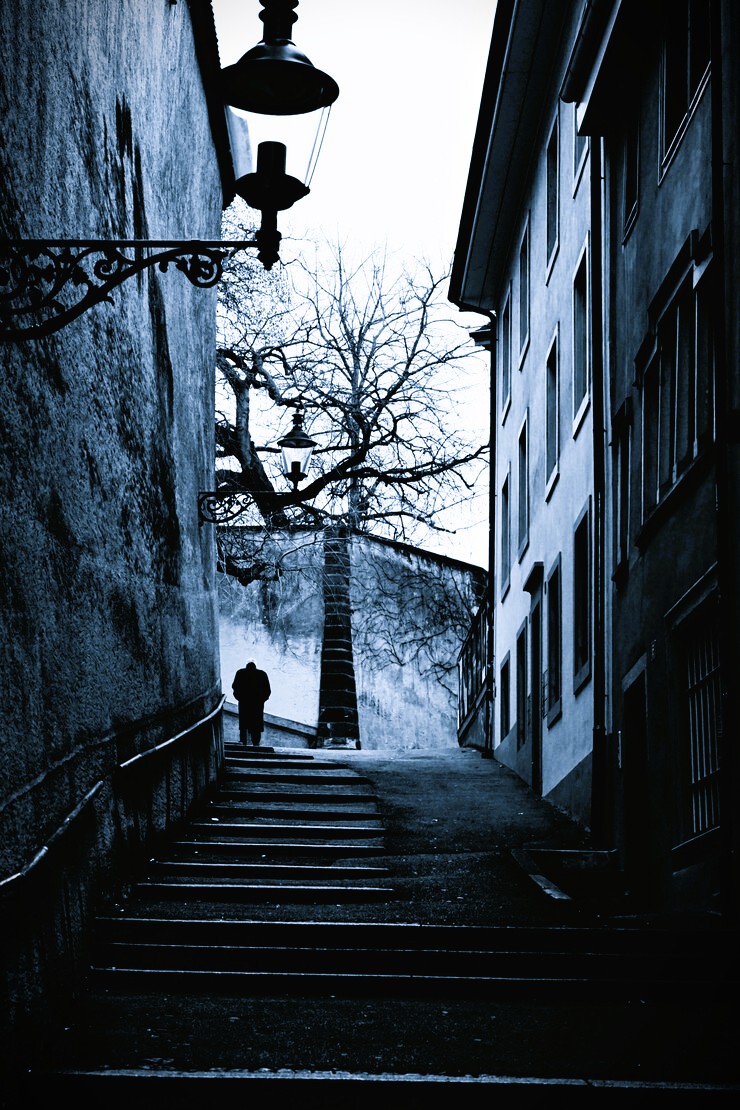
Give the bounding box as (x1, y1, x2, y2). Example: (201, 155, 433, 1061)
(16, 742, 740, 1102)
(125, 742, 393, 908)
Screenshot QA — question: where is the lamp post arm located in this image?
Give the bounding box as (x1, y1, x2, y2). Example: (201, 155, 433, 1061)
(0, 238, 261, 342)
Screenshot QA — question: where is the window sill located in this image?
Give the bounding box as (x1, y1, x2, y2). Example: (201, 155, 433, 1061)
(573, 663, 592, 696)
(546, 700, 562, 728)
(518, 336, 530, 371)
(545, 468, 559, 502)
(572, 394, 590, 440)
(546, 242, 559, 285)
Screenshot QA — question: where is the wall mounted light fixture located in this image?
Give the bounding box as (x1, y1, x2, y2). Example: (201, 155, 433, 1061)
(198, 403, 317, 524)
(0, 1, 339, 342)
(222, 0, 340, 269)
(277, 405, 318, 488)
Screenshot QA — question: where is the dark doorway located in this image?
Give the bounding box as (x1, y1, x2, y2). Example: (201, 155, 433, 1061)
(530, 597, 543, 795)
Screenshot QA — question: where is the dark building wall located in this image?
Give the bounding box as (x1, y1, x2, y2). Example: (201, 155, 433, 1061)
(0, 0, 226, 1070)
(452, 0, 738, 916)
(586, 1, 723, 909)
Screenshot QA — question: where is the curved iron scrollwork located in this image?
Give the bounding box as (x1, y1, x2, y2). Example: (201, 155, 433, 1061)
(198, 489, 254, 525)
(0, 239, 259, 341)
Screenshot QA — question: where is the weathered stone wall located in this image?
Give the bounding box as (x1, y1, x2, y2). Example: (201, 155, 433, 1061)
(219, 533, 325, 728)
(218, 529, 485, 750)
(0, 0, 226, 1069)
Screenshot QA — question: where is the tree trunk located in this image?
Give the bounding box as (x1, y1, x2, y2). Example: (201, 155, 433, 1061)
(317, 525, 360, 747)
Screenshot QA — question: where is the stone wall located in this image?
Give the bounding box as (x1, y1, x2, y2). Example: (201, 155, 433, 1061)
(218, 529, 486, 751)
(0, 0, 228, 1070)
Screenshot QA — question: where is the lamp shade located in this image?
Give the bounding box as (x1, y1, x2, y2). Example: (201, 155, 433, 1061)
(222, 44, 339, 115)
(221, 1, 339, 115)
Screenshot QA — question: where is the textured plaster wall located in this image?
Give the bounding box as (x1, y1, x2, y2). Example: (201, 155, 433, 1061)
(218, 531, 484, 751)
(218, 539, 324, 727)
(0, 0, 223, 875)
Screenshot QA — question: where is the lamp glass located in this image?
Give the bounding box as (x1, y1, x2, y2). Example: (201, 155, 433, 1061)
(232, 107, 330, 189)
(280, 440, 314, 482)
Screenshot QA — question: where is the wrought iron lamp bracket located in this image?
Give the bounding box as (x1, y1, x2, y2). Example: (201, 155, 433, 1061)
(0, 238, 265, 342)
(197, 489, 255, 526)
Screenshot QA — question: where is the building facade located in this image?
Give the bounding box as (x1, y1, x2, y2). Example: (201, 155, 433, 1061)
(451, 0, 739, 917)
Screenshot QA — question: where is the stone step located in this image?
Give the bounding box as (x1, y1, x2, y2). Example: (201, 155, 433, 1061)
(86, 958, 724, 1004)
(168, 839, 386, 858)
(222, 770, 371, 786)
(144, 860, 392, 880)
(186, 821, 383, 839)
(90, 917, 733, 1002)
(93, 917, 732, 956)
(205, 803, 380, 821)
(20, 1071, 732, 1101)
(169, 834, 388, 861)
(224, 756, 346, 772)
(89, 939, 724, 993)
(129, 880, 395, 904)
(216, 788, 377, 804)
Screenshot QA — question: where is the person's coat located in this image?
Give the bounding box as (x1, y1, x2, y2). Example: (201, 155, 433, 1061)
(232, 663, 271, 736)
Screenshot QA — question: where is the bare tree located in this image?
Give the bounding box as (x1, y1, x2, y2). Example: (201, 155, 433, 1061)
(214, 209, 488, 743)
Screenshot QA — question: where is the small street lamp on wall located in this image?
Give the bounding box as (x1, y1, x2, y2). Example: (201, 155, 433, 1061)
(198, 403, 318, 524)
(277, 406, 318, 488)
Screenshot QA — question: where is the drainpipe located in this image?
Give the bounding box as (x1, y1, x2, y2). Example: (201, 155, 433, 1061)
(482, 313, 497, 759)
(711, 0, 739, 924)
(467, 312, 497, 759)
(486, 313, 497, 759)
(589, 134, 609, 848)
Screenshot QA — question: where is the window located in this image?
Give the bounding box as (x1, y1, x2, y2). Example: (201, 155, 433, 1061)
(546, 118, 559, 265)
(500, 292, 512, 416)
(573, 501, 591, 692)
(613, 399, 632, 580)
(674, 599, 721, 843)
(623, 108, 639, 235)
(500, 653, 511, 740)
(501, 469, 511, 595)
(662, 0, 711, 160)
(518, 223, 530, 356)
(516, 620, 528, 750)
(546, 332, 559, 486)
(546, 556, 562, 724)
(640, 260, 714, 521)
(517, 414, 529, 557)
(573, 246, 590, 423)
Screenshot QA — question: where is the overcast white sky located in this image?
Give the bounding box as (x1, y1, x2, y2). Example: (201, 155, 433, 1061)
(210, 0, 496, 566)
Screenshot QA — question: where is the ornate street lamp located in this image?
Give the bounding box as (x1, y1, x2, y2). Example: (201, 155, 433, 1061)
(198, 403, 317, 524)
(221, 0, 339, 270)
(277, 406, 318, 488)
(0, 1, 339, 340)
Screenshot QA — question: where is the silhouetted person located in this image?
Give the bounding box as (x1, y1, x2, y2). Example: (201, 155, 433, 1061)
(232, 660, 271, 746)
